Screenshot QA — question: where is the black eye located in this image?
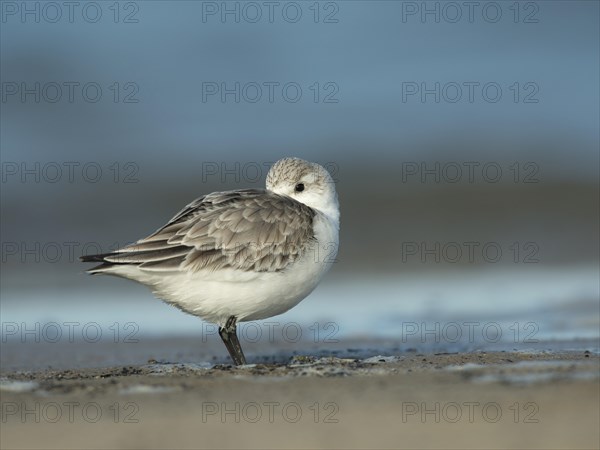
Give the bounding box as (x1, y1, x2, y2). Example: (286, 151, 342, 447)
(294, 183, 305, 192)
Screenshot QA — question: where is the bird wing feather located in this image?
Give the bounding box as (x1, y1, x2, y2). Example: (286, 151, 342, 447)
(100, 189, 316, 273)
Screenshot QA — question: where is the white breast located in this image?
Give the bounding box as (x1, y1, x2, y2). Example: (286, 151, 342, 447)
(143, 211, 339, 326)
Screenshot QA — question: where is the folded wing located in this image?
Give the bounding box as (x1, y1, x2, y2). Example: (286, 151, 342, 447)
(82, 189, 316, 274)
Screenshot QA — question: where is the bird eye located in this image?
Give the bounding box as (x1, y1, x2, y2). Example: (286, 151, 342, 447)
(294, 183, 305, 192)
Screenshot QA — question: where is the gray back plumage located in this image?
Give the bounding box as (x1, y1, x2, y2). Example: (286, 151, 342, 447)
(93, 189, 316, 273)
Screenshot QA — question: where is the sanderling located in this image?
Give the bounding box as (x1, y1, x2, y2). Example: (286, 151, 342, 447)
(81, 157, 339, 365)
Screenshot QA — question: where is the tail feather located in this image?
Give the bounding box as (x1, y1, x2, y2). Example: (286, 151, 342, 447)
(80, 252, 124, 274)
(80, 252, 117, 263)
(85, 263, 116, 274)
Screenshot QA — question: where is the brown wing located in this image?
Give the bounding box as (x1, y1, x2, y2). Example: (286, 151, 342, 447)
(86, 189, 316, 273)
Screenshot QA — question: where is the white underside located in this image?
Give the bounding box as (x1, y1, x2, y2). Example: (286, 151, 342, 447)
(103, 212, 338, 326)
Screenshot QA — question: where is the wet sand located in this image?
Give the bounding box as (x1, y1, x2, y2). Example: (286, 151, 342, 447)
(1, 339, 599, 449)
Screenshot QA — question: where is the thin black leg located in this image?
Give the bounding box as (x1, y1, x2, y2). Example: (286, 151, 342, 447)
(218, 316, 247, 366)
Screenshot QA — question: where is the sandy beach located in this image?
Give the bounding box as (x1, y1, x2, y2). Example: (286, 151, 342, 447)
(1, 339, 598, 450)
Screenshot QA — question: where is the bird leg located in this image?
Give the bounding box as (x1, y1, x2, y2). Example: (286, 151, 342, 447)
(218, 316, 247, 365)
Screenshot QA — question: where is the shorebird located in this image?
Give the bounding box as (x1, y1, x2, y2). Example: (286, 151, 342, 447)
(81, 157, 339, 365)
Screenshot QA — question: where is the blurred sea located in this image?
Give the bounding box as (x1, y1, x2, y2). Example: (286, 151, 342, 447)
(2, 267, 598, 347)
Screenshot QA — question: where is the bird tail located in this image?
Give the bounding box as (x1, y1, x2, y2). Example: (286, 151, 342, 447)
(80, 252, 122, 274)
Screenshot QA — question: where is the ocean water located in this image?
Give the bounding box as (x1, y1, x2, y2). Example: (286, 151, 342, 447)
(2, 266, 598, 347)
